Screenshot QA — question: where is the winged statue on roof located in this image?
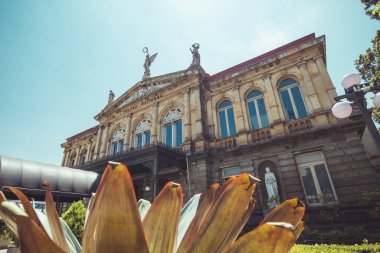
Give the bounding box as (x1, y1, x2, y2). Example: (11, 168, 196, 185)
(142, 47, 158, 80)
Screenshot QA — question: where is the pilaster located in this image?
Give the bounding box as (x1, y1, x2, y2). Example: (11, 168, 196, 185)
(124, 114, 132, 150)
(297, 61, 322, 112)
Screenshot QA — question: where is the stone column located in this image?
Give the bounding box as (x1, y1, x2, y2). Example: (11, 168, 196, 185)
(151, 103, 159, 144)
(93, 126, 103, 159)
(184, 89, 192, 142)
(232, 84, 246, 133)
(62, 150, 68, 167)
(297, 61, 322, 112)
(100, 123, 111, 157)
(262, 75, 281, 123)
(206, 96, 214, 138)
(124, 114, 132, 150)
(193, 87, 203, 138)
(85, 143, 91, 162)
(74, 147, 80, 166)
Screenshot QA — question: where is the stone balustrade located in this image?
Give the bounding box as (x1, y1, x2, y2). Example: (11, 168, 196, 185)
(284, 118, 313, 134)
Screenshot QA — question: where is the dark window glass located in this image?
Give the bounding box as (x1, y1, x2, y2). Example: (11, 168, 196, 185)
(166, 124, 173, 147)
(227, 108, 236, 136)
(219, 100, 232, 109)
(257, 98, 269, 128)
(247, 90, 263, 99)
(145, 131, 151, 146)
(315, 164, 336, 202)
(219, 111, 228, 138)
(290, 86, 308, 118)
(280, 89, 296, 121)
(119, 140, 124, 152)
(299, 166, 318, 204)
(137, 134, 143, 148)
(113, 142, 118, 154)
(248, 101, 259, 130)
(279, 78, 297, 88)
(176, 120, 182, 147)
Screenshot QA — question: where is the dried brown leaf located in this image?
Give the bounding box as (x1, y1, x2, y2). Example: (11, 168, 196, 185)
(143, 182, 183, 253)
(82, 164, 148, 253)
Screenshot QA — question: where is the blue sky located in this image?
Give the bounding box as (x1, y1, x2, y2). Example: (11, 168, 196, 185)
(0, 0, 378, 165)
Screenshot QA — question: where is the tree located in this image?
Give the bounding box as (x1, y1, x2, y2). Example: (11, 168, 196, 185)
(61, 200, 86, 242)
(360, 0, 380, 20)
(356, 1, 380, 123)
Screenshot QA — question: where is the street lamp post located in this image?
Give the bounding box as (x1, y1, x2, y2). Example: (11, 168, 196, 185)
(332, 74, 380, 153)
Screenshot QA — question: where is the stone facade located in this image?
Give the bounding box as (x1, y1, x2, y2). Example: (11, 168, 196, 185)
(61, 33, 380, 228)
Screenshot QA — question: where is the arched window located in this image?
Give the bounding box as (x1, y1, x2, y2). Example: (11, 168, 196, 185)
(279, 78, 308, 121)
(135, 120, 151, 148)
(247, 91, 269, 130)
(110, 129, 125, 155)
(162, 109, 182, 148)
(218, 100, 236, 138)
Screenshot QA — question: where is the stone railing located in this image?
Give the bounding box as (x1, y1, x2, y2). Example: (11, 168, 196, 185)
(284, 118, 313, 134)
(249, 128, 272, 143)
(213, 136, 238, 152)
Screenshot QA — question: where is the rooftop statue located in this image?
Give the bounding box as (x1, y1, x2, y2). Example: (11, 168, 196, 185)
(188, 43, 200, 69)
(142, 47, 158, 80)
(108, 90, 115, 104)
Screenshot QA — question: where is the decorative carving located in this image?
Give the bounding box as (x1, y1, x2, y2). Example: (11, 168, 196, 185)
(118, 83, 170, 109)
(136, 120, 151, 134)
(163, 109, 182, 124)
(142, 47, 158, 80)
(188, 43, 200, 69)
(111, 129, 125, 142)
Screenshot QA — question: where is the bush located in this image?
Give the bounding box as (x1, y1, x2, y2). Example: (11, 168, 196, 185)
(358, 191, 380, 218)
(0, 219, 15, 248)
(61, 200, 86, 242)
(299, 226, 380, 245)
(291, 243, 380, 253)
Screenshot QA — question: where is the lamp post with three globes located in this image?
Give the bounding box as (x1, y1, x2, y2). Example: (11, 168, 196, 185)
(332, 73, 380, 153)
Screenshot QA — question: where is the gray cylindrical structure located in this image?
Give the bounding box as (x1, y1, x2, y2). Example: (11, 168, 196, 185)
(0, 155, 99, 194)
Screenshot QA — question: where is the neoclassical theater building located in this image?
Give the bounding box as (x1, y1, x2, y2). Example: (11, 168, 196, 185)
(61, 34, 380, 227)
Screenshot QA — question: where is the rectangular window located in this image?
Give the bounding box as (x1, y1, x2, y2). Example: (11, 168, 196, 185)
(248, 101, 260, 130)
(137, 134, 143, 148)
(296, 152, 337, 205)
(290, 86, 308, 118)
(219, 111, 228, 138)
(222, 167, 241, 182)
(257, 98, 269, 128)
(227, 108, 236, 136)
(175, 120, 182, 147)
(145, 131, 151, 146)
(280, 89, 296, 121)
(118, 140, 124, 152)
(165, 124, 173, 147)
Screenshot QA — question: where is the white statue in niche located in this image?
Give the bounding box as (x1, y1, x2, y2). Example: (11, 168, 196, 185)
(264, 167, 280, 209)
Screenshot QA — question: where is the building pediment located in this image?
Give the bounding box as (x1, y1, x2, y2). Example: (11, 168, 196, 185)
(94, 68, 205, 120)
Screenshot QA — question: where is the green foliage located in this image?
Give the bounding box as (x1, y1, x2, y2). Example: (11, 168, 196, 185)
(299, 226, 380, 245)
(291, 243, 380, 253)
(358, 191, 380, 218)
(61, 200, 86, 242)
(360, 0, 380, 20)
(0, 219, 15, 247)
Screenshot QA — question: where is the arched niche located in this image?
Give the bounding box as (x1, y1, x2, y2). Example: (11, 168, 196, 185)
(258, 160, 283, 210)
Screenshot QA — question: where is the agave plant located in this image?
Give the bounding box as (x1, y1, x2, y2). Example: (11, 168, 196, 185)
(0, 163, 305, 253)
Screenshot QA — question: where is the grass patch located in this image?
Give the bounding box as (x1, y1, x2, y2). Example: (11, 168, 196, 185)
(291, 243, 380, 253)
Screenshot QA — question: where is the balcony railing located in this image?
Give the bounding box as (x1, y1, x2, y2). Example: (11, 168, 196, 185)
(249, 128, 272, 143)
(284, 118, 313, 134)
